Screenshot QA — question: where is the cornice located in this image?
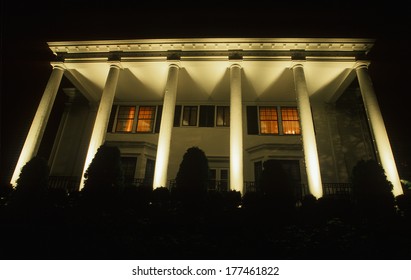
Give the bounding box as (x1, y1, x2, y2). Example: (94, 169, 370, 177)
(48, 38, 375, 56)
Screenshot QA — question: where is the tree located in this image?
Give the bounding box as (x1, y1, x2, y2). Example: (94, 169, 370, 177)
(15, 156, 50, 193)
(11, 156, 50, 207)
(174, 146, 210, 209)
(7, 156, 55, 217)
(351, 159, 396, 219)
(82, 144, 124, 198)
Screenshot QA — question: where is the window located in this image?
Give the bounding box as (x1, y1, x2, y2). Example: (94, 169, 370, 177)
(144, 158, 155, 185)
(209, 168, 229, 191)
(216, 106, 230, 127)
(136, 106, 156, 132)
(116, 106, 136, 132)
(281, 107, 301, 135)
(219, 169, 229, 191)
(259, 106, 278, 134)
(121, 157, 137, 184)
(182, 106, 198, 126)
(254, 161, 263, 188)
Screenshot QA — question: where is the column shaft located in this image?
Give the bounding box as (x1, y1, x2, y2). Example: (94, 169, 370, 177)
(79, 63, 121, 189)
(153, 64, 179, 189)
(229, 64, 244, 193)
(10, 64, 65, 186)
(356, 64, 403, 196)
(292, 63, 323, 198)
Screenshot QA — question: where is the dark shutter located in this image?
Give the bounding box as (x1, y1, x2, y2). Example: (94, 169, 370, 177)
(246, 106, 259, 135)
(199, 105, 215, 127)
(173, 105, 182, 127)
(154, 106, 163, 133)
(107, 105, 117, 132)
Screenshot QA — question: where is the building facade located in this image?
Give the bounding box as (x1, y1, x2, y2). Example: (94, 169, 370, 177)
(9, 38, 404, 198)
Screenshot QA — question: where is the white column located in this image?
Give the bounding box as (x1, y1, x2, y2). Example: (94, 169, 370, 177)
(291, 63, 323, 198)
(10, 62, 65, 186)
(153, 63, 180, 189)
(355, 62, 403, 196)
(79, 62, 122, 190)
(229, 63, 244, 193)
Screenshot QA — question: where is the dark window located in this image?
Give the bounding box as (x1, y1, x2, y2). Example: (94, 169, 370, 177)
(199, 105, 215, 127)
(246, 106, 259, 135)
(121, 157, 137, 184)
(216, 106, 230, 127)
(219, 169, 229, 192)
(182, 106, 198, 126)
(144, 159, 155, 186)
(254, 161, 263, 189)
(209, 169, 217, 190)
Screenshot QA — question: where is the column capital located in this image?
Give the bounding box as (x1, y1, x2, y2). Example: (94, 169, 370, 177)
(108, 61, 123, 70)
(168, 62, 180, 69)
(230, 63, 242, 69)
(290, 60, 305, 69)
(50, 61, 66, 70)
(354, 60, 370, 70)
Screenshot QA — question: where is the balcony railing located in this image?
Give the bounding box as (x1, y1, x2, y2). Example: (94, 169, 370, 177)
(48, 176, 80, 193)
(48, 176, 353, 200)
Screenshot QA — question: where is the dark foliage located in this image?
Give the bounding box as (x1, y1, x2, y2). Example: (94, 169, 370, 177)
(82, 144, 125, 198)
(174, 146, 210, 210)
(15, 156, 50, 193)
(396, 192, 411, 220)
(259, 160, 297, 217)
(8, 156, 50, 208)
(151, 187, 171, 210)
(351, 159, 396, 220)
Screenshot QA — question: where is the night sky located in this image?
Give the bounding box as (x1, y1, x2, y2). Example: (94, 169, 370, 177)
(1, 1, 410, 184)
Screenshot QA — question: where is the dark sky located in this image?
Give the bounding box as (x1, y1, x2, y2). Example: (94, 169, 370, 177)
(1, 1, 411, 183)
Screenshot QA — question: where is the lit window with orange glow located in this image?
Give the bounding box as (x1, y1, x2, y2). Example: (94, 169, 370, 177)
(281, 107, 301, 135)
(259, 106, 278, 134)
(136, 106, 156, 132)
(116, 106, 136, 132)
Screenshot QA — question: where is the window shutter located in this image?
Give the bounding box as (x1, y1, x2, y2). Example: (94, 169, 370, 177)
(107, 105, 117, 132)
(173, 105, 182, 127)
(154, 106, 163, 133)
(246, 106, 259, 135)
(199, 105, 215, 127)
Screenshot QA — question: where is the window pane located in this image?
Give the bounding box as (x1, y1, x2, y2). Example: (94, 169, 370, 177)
(219, 169, 229, 191)
(182, 106, 198, 126)
(137, 106, 156, 132)
(216, 106, 230, 127)
(116, 106, 135, 132)
(144, 158, 155, 185)
(259, 106, 278, 134)
(281, 107, 301, 135)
